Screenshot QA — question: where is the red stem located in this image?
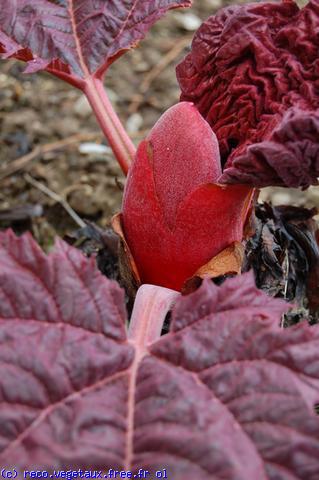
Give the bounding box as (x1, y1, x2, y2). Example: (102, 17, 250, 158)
(125, 284, 179, 470)
(83, 77, 136, 175)
(128, 284, 180, 350)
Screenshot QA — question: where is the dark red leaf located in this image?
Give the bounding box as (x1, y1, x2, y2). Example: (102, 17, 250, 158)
(176, 0, 319, 189)
(1, 230, 319, 478)
(0, 0, 191, 84)
(152, 275, 319, 479)
(0, 230, 133, 468)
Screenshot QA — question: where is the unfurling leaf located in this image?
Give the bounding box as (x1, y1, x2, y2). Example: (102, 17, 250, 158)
(121, 102, 253, 290)
(176, 0, 319, 189)
(1, 230, 319, 479)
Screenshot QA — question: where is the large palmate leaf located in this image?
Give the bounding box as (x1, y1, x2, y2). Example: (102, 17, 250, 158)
(0, 0, 191, 84)
(1, 230, 319, 478)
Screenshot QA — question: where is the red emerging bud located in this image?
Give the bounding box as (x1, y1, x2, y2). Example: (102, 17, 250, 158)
(121, 102, 253, 291)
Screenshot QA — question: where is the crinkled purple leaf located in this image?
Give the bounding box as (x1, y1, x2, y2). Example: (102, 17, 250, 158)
(176, 0, 319, 189)
(0, 0, 191, 83)
(1, 230, 319, 478)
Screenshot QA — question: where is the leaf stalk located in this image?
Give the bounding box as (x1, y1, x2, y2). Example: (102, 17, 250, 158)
(129, 284, 179, 350)
(84, 77, 136, 175)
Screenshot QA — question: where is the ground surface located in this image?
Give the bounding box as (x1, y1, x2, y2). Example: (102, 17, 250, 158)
(0, 0, 318, 248)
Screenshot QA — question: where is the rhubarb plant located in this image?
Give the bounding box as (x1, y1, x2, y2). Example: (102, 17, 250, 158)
(1, 0, 319, 476)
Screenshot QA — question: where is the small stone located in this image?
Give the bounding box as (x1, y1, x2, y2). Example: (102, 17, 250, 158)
(106, 88, 119, 103)
(126, 113, 143, 134)
(74, 95, 92, 118)
(53, 117, 80, 136)
(206, 0, 222, 9)
(271, 191, 295, 205)
(79, 143, 112, 156)
(174, 12, 202, 31)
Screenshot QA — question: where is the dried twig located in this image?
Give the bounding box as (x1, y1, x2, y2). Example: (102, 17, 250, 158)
(0, 132, 102, 181)
(0, 204, 43, 222)
(129, 36, 192, 114)
(24, 173, 86, 228)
